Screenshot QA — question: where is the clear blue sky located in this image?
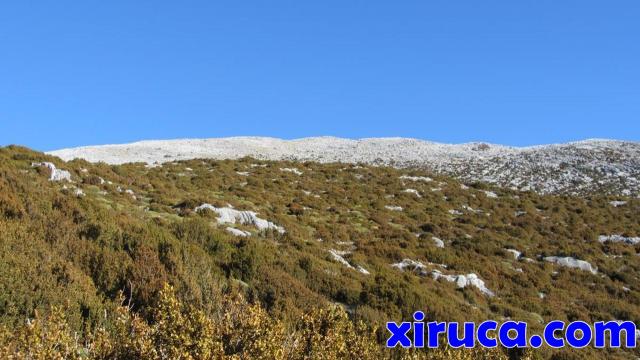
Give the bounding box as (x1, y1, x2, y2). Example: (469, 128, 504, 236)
(1, 1, 639, 151)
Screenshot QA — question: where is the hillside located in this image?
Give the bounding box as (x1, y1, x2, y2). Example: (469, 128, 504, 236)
(49, 137, 640, 196)
(1, 145, 639, 359)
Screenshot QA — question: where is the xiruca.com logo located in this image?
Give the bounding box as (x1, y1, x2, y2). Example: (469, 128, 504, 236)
(387, 311, 637, 349)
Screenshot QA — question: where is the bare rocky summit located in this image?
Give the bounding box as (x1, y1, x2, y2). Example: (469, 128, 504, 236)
(49, 136, 640, 196)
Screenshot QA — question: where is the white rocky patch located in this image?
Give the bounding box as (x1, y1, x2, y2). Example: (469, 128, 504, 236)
(124, 189, 136, 199)
(74, 188, 85, 197)
(400, 175, 432, 182)
(195, 204, 285, 234)
(462, 205, 483, 214)
(328, 249, 368, 275)
(544, 256, 597, 274)
(609, 201, 627, 207)
(432, 237, 445, 248)
(482, 190, 498, 198)
(391, 259, 429, 276)
(384, 205, 403, 211)
(431, 270, 495, 297)
(448, 209, 463, 216)
(236, 171, 250, 176)
(280, 167, 303, 175)
(598, 235, 640, 245)
(32, 162, 72, 182)
(328, 250, 351, 268)
(505, 249, 522, 260)
(403, 189, 421, 197)
(225, 227, 251, 237)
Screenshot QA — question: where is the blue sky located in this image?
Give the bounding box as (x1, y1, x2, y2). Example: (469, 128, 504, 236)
(1, 1, 638, 151)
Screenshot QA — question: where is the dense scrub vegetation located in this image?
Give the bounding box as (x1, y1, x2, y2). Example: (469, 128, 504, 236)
(0, 145, 638, 359)
(1, 283, 518, 359)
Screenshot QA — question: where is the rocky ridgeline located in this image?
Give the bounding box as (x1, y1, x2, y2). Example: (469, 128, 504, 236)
(48, 137, 640, 196)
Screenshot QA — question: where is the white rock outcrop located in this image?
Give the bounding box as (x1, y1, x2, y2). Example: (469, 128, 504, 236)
(393, 259, 496, 297)
(400, 175, 432, 182)
(543, 256, 597, 274)
(609, 201, 627, 207)
(391, 259, 429, 276)
(402, 189, 421, 197)
(328, 249, 369, 275)
(328, 249, 352, 268)
(431, 270, 495, 297)
(195, 204, 285, 234)
(384, 205, 403, 211)
(505, 249, 522, 260)
(432, 237, 445, 248)
(598, 235, 640, 245)
(32, 162, 72, 182)
(280, 167, 303, 175)
(482, 190, 498, 198)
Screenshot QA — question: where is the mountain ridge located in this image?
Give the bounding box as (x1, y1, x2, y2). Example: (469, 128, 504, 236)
(48, 136, 640, 196)
(48, 136, 634, 153)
